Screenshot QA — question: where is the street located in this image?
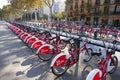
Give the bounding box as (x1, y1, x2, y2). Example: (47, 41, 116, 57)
(0, 21, 120, 80)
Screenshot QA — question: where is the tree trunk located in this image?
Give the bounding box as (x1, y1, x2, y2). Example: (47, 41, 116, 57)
(35, 11, 38, 22)
(50, 7, 52, 21)
(30, 13, 33, 21)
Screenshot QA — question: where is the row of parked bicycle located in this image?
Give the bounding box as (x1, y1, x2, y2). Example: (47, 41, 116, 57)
(8, 22, 119, 80)
(26, 21, 120, 41)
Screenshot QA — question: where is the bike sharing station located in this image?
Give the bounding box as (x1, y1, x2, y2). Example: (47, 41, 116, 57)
(7, 21, 120, 80)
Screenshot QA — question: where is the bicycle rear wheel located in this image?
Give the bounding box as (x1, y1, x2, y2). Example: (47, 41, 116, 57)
(106, 74, 111, 80)
(81, 65, 93, 79)
(58, 40, 67, 50)
(31, 48, 38, 54)
(109, 56, 118, 74)
(51, 65, 69, 76)
(38, 53, 53, 61)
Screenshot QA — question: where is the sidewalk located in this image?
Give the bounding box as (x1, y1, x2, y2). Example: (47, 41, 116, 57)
(0, 21, 120, 80)
(0, 21, 41, 80)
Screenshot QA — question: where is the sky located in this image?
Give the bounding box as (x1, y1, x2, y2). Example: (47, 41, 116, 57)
(0, 0, 66, 9)
(0, 0, 8, 9)
(55, 0, 66, 2)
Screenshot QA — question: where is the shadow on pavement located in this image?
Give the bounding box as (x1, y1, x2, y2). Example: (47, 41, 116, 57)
(111, 67, 120, 80)
(26, 60, 51, 78)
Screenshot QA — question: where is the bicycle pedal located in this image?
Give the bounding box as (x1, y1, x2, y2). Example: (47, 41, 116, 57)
(97, 60, 101, 63)
(35, 53, 38, 55)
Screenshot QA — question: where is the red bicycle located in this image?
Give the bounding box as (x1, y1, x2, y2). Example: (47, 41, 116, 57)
(86, 39, 118, 80)
(50, 37, 92, 76)
(36, 34, 67, 61)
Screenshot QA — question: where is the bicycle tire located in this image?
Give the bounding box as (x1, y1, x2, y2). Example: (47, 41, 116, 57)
(51, 65, 69, 76)
(58, 40, 67, 50)
(38, 53, 54, 61)
(109, 56, 118, 74)
(83, 48, 93, 62)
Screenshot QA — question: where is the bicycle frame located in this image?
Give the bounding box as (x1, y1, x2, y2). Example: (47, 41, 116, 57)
(50, 38, 89, 67)
(67, 44, 88, 66)
(36, 35, 64, 55)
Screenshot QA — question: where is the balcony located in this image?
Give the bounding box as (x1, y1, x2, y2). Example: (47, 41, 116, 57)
(93, 12, 101, 16)
(102, 11, 110, 16)
(110, 11, 120, 15)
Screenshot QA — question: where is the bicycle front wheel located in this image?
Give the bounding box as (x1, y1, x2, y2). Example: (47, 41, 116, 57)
(82, 48, 93, 62)
(51, 65, 69, 76)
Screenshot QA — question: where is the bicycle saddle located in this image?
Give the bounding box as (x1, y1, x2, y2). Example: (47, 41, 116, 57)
(91, 51, 102, 56)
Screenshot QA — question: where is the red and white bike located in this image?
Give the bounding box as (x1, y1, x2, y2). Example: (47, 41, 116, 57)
(36, 34, 67, 61)
(50, 37, 92, 76)
(86, 40, 118, 80)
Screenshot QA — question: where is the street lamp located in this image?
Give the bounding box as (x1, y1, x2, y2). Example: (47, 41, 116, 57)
(23, 6, 27, 22)
(35, 8, 38, 22)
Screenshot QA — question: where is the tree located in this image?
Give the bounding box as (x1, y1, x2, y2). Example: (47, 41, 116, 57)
(2, 0, 46, 21)
(42, 0, 55, 21)
(0, 9, 3, 20)
(5, 0, 44, 21)
(2, 5, 13, 20)
(53, 12, 66, 21)
(43, 14, 48, 20)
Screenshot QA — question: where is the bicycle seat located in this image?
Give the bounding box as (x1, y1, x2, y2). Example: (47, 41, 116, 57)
(61, 38, 71, 43)
(91, 51, 102, 56)
(49, 37, 56, 40)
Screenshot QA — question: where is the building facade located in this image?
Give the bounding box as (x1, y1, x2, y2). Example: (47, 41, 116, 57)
(66, 0, 120, 26)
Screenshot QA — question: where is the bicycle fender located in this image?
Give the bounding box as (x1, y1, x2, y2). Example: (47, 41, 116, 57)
(15, 28, 20, 33)
(31, 40, 45, 49)
(24, 34, 32, 42)
(37, 44, 54, 54)
(86, 69, 102, 80)
(26, 36, 38, 44)
(16, 30, 23, 35)
(20, 33, 29, 39)
(50, 53, 71, 67)
(18, 31, 25, 37)
(14, 27, 19, 32)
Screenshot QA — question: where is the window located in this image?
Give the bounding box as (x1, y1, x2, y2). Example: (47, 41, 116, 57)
(115, 5, 120, 13)
(70, 5, 73, 10)
(104, 0, 110, 3)
(88, 0, 92, 6)
(81, 7, 84, 13)
(95, 0, 100, 4)
(115, 0, 120, 3)
(82, 0, 84, 3)
(95, 7, 99, 13)
(75, 2, 78, 9)
(104, 6, 109, 14)
(81, 0, 84, 13)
